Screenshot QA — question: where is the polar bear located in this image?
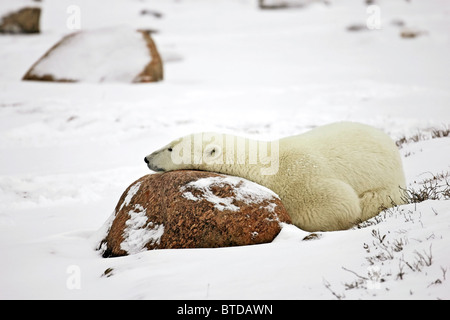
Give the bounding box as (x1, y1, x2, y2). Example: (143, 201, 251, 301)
(144, 122, 406, 231)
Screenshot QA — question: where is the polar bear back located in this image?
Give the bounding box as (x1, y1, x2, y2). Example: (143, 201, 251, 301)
(277, 122, 405, 196)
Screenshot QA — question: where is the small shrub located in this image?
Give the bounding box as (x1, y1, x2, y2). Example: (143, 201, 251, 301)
(401, 172, 450, 204)
(396, 126, 450, 149)
(431, 127, 450, 139)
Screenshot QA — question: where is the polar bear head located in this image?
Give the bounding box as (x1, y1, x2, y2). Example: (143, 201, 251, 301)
(145, 132, 279, 176)
(144, 133, 225, 173)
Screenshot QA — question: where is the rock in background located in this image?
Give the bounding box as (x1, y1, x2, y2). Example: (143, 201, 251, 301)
(98, 170, 291, 257)
(22, 26, 163, 83)
(0, 0, 41, 34)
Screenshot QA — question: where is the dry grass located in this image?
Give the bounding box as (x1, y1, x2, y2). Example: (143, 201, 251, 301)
(401, 172, 450, 204)
(396, 126, 450, 149)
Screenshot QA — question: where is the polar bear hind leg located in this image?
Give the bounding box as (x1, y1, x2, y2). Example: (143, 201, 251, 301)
(358, 186, 404, 222)
(290, 179, 363, 232)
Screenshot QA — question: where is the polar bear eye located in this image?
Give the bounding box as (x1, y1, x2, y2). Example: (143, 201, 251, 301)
(204, 145, 221, 160)
(168, 148, 173, 152)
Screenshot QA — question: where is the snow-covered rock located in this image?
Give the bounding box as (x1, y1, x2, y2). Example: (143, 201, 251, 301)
(98, 170, 291, 257)
(22, 26, 163, 83)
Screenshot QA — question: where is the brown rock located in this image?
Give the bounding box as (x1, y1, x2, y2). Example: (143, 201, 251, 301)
(98, 170, 291, 257)
(0, 7, 41, 34)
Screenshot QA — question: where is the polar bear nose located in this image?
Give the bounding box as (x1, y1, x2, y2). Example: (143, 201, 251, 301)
(144, 157, 149, 164)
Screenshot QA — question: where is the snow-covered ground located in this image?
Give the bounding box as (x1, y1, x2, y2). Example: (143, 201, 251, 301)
(0, 0, 449, 299)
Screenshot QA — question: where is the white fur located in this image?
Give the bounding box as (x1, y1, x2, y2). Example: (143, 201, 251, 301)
(145, 122, 406, 231)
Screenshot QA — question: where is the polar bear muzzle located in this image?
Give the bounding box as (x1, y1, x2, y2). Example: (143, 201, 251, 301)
(144, 154, 166, 172)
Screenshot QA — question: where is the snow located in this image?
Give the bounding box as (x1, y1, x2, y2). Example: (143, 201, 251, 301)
(120, 204, 164, 255)
(0, 0, 450, 300)
(119, 181, 142, 212)
(180, 175, 279, 212)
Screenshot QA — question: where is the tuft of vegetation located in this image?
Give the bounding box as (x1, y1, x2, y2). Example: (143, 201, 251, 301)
(401, 172, 450, 204)
(431, 128, 450, 139)
(354, 172, 450, 231)
(396, 126, 450, 149)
